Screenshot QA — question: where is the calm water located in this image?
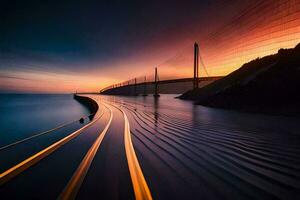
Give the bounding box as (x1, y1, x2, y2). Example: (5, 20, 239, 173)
(0, 94, 90, 146)
(1, 94, 300, 199)
(104, 94, 300, 199)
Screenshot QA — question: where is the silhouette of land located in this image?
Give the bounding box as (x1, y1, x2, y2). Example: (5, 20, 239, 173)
(180, 43, 300, 115)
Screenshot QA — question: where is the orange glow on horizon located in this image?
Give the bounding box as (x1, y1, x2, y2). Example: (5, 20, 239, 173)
(1, 0, 300, 93)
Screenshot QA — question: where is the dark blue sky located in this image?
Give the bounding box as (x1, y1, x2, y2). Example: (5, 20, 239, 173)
(0, 0, 247, 62)
(0, 0, 253, 92)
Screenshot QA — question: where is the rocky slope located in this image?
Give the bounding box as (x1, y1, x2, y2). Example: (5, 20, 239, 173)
(180, 43, 300, 115)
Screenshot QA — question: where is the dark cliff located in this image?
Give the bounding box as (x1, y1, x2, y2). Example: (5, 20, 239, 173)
(180, 43, 300, 115)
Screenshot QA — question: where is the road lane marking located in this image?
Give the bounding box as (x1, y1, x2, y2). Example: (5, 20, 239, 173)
(118, 104, 153, 200)
(59, 103, 113, 200)
(0, 97, 103, 186)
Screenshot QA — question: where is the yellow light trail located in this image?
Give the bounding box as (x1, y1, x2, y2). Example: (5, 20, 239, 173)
(0, 114, 90, 151)
(0, 96, 103, 186)
(59, 102, 113, 200)
(120, 105, 153, 200)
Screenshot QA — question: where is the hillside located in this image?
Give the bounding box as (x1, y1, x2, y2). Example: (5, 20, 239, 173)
(179, 43, 300, 115)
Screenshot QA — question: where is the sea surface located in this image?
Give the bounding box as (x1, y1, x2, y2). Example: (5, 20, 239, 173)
(1, 94, 300, 199)
(0, 94, 90, 146)
(104, 94, 300, 199)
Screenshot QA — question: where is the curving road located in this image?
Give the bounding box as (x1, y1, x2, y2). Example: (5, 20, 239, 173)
(1, 94, 300, 200)
(0, 95, 151, 200)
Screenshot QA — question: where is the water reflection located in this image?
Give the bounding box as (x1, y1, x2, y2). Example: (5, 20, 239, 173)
(114, 94, 300, 199)
(153, 97, 159, 127)
(192, 103, 198, 129)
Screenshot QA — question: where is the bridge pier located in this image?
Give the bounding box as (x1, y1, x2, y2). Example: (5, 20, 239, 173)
(153, 67, 160, 97)
(193, 42, 199, 89)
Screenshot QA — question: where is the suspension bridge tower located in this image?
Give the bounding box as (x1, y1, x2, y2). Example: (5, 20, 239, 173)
(153, 67, 160, 97)
(193, 42, 199, 89)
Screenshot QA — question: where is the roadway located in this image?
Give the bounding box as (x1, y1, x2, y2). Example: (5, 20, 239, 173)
(0, 95, 150, 200)
(1, 94, 300, 199)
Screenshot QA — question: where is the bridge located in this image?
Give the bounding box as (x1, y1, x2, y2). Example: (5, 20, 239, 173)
(100, 76, 223, 95)
(100, 43, 224, 96)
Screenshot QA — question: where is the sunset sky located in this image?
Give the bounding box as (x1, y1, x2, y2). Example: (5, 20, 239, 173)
(1, 0, 300, 93)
